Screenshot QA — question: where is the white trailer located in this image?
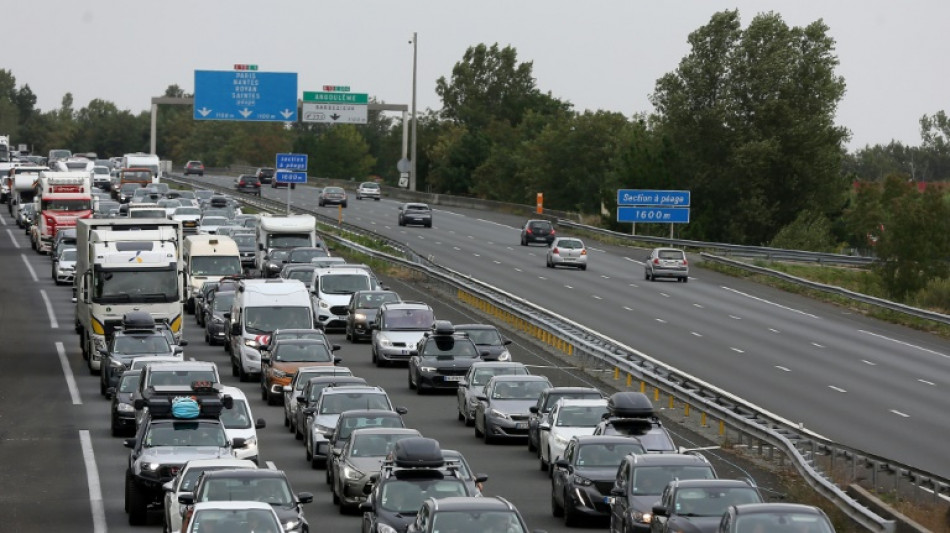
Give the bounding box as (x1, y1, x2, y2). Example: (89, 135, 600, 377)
(254, 215, 317, 272)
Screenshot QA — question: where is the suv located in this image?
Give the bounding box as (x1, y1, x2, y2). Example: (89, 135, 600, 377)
(123, 383, 239, 525)
(306, 385, 399, 468)
(98, 311, 185, 396)
(256, 167, 275, 184)
(311, 267, 375, 331)
(371, 301, 435, 366)
(184, 161, 205, 176)
(397, 203, 432, 227)
(644, 247, 689, 283)
(235, 174, 262, 195)
(408, 321, 485, 394)
(359, 438, 482, 533)
(552, 435, 647, 525)
(356, 181, 382, 201)
(473, 374, 552, 443)
(260, 338, 342, 405)
(608, 454, 717, 533)
(650, 478, 762, 533)
(593, 392, 677, 454)
(520, 219, 556, 245)
(131, 361, 221, 427)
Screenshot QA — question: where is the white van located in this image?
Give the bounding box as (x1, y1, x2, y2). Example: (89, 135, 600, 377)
(182, 235, 242, 313)
(121, 153, 161, 182)
(227, 279, 315, 381)
(310, 267, 374, 331)
(219, 386, 266, 464)
(255, 215, 317, 272)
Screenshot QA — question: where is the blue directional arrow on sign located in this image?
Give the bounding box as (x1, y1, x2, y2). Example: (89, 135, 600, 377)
(275, 171, 307, 184)
(194, 70, 298, 122)
(617, 206, 690, 223)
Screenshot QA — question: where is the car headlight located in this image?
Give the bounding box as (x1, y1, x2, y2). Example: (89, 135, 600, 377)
(144, 462, 161, 472)
(553, 433, 570, 446)
(110, 359, 127, 369)
(489, 408, 511, 420)
(343, 464, 364, 481)
(272, 369, 290, 378)
(244, 339, 260, 348)
(377, 338, 392, 348)
(573, 475, 593, 486)
(117, 402, 134, 413)
(353, 313, 366, 321)
(319, 301, 329, 309)
(632, 510, 653, 524)
(239, 436, 257, 449)
(496, 350, 511, 361)
(283, 518, 301, 531)
(419, 366, 437, 373)
(314, 424, 332, 435)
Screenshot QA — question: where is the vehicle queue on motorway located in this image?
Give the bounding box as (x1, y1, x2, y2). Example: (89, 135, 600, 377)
(1, 154, 839, 533)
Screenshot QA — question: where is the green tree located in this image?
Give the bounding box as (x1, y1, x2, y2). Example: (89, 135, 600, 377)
(0, 69, 20, 137)
(650, 10, 849, 244)
(312, 125, 375, 180)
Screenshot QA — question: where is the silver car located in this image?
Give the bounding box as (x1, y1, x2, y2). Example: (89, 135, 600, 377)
(545, 237, 588, 270)
(53, 247, 77, 285)
(644, 247, 689, 282)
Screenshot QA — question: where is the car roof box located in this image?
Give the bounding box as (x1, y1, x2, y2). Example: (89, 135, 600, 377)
(607, 392, 654, 419)
(121, 311, 155, 330)
(392, 437, 444, 468)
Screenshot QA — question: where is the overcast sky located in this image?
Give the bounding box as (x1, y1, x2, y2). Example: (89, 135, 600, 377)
(6, 1, 948, 150)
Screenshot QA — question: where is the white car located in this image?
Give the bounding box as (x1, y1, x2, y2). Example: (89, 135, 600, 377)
(172, 206, 202, 232)
(198, 215, 229, 235)
(356, 181, 382, 200)
(127, 355, 183, 372)
(52, 247, 77, 285)
(539, 398, 609, 472)
(545, 237, 588, 270)
(220, 386, 266, 463)
(158, 198, 182, 218)
(161, 458, 258, 533)
(182, 501, 281, 533)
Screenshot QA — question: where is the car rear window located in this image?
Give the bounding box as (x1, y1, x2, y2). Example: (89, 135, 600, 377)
(529, 221, 552, 230)
(658, 250, 685, 260)
(557, 239, 583, 249)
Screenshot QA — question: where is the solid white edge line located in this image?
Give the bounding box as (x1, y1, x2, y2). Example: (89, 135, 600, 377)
(41, 289, 59, 329)
(56, 342, 81, 405)
(858, 329, 949, 359)
(7, 228, 20, 248)
(79, 430, 107, 533)
(21, 254, 38, 282)
(0, 213, 6, 225)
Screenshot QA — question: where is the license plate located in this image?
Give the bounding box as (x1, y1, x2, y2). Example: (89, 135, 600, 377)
(443, 376, 463, 382)
(515, 423, 528, 429)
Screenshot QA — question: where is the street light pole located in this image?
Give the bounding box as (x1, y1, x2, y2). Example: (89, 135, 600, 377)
(410, 31, 418, 192)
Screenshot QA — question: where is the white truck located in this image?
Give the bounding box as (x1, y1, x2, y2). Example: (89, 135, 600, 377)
(74, 218, 184, 374)
(121, 153, 161, 182)
(255, 215, 317, 273)
(31, 171, 94, 253)
(182, 235, 243, 313)
(4, 166, 45, 217)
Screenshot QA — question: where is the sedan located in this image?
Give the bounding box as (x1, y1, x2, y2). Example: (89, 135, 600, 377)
(539, 398, 610, 473)
(160, 459, 258, 533)
(456, 362, 529, 426)
(318, 186, 348, 207)
(716, 503, 836, 533)
(106, 370, 140, 437)
(546, 237, 588, 270)
(645, 247, 689, 282)
(52, 246, 77, 285)
(474, 375, 552, 443)
(356, 181, 382, 200)
(331, 428, 422, 511)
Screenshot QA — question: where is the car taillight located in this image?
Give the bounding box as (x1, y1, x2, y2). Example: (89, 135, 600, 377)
(550, 229, 556, 235)
(653, 258, 660, 264)
(526, 229, 533, 234)
(239, 181, 245, 186)
(254, 183, 260, 187)
(580, 249, 587, 255)
(552, 247, 559, 254)
(682, 259, 688, 265)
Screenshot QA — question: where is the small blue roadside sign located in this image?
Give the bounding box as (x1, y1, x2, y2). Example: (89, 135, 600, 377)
(275, 171, 307, 184)
(618, 206, 690, 223)
(617, 189, 690, 207)
(194, 70, 298, 122)
(275, 153, 308, 170)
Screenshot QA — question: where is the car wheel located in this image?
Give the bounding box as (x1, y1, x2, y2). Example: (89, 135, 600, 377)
(127, 476, 147, 525)
(408, 370, 416, 390)
(563, 488, 581, 526)
(342, 202, 347, 208)
(683, 276, 689, 283)
(520, 235, 526, 246)
(474, 416, 484, 438)
(374, 197, 380, 201)
(551, 485, 564, 518)
(267, 390, 280, 406)
(464, 408, 475, 427)
(232, 359, 239, 377)
(527, 435, 537, 452)
(424, 222, 431, 228)
(238, 364, 249, 382)
(305, 438, 313, 461)
(580, 264, 587, 271)
(88, 354, 100, 376)
(540, 447, 549, 471)
(483, 421, 494, 444)
(295, 421, 303, 440)
(644, 269, 650, 280)
(332, 485, 341, 505)
(261, 382, 268, 401)
(100, 373, 107, 397)
(111, 416, 121, 438)
(325, 465, 333, 485)
(284, 412, 290, 428)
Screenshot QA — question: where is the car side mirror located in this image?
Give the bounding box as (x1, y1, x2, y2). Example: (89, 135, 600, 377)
(123, 439, 135, 449)
(555, 458, 570, 469)
(282, 385, 292, 393)
(475, 474, 489, 483)
(296, 396, 307, 405)
(174, 347, 184, 355)
(529, 406, 539, 414)
(332, 448, 343, 457)
(479, 350, 490, 357)
(610, 487, 624, 497)
(179, 339, 189, 346)
(223, 312, 231, 320)
(395, 406, 408, 415)
(162, 481, 174, 493)
(297, 492, 314, 504)
(105, 387, 116, 399)
(475, 393, 487, 402)
(178, 493, 195, 506)
(359, 501, 373, 510)
(261, 354, 271, 363)
(539, 422, 551, 431)
(458, 379, 468, 387)
(331, 344, 341, 351)
(652, 505, 668, 517)
(503, 338, 512, 346)
(255, 418, 266, 429)
(324, 431, 335, 440)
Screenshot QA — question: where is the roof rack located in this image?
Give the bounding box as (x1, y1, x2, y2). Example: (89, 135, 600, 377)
(134, 381, 233, 419)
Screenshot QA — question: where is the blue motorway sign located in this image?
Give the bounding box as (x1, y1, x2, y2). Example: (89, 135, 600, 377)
(617, 189, 690, 207)
(275, 153, 308, 170)
(194, 70, 298, 122)
(275, 171, 307, 184)
(618, 206, 690, 224)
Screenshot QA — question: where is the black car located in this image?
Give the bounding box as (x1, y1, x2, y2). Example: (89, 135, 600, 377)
(203, 289, 235, 346)
(650, 478, 762, 533)
(528, 386, 605, 453)
(324, 409, 409, 494)
(256, 167, 275, 184)
(231, 232, 258, 269)
(359, 438, 482, 533)
(184, 160, 204, 176)
(408, 321, 483, 393)
(406, 496, 532, 533)
(345, 290, 402, 343)
(235, 174, 262, 195)
(180, 468, 313, 533)
(293, 376, 367, 441)
(452, 324, 513, 361)
(398, 203, 432, 227)
(193, 280, 219, 324)
(552, 435, 647, 525)
(262, 248, 292, 277)
(106, 370, 141, 437)
(520, 219, 556, 245)
(98, 322, 184, 396)
(287, 245, 330, 264)
(716, 503, 836, 533)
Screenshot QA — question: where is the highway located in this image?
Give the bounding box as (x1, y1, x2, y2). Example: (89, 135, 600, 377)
(206, 176, 950, 478)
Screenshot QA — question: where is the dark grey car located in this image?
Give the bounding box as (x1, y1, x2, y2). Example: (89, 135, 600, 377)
(474, 375, 552, 443)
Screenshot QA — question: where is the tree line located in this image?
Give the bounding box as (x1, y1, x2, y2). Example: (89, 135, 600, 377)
(1, 10, 948, 307)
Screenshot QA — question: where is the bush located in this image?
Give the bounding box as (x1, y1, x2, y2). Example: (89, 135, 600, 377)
(768, 210, 838, 252)
(912, 277, 950, 314)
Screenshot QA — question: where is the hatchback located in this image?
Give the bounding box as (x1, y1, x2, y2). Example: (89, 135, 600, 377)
(356, 181, 382, 200)
(645, 247, 688, 282)
(318, 186, 348, 207)
(256, 167, 275, 183)
(546, 237, 588, 270)
(235, 174, 262, 196)
(520, 219, 556, 245)
(184, 161, 204, 176)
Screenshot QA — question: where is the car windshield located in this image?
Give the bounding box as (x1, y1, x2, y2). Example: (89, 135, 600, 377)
(60, 249, 78, 261)
(382, 308, 434, 330)
(118, 374, 141, 393)
(406, 205, 429, 212)
(672, 487, 761, 517)
(471, 367, 527, 386)
(361, 183, 379, 189)
(528, 221, 551, 230)
(199, 477, 293, 506)
(293, 369, 351, 390)
(195, 191, 213, 200)
(320, 274, 370, 294)
(267, 250, 290, 262)
(423, 337, 479, 359)
(273, 343, 332, 363)
(147, 369, 217, 387)
(603, 423, 676, 452)
(459, 328, 503, 345)
(290, 249, 327, 262)
(431, 511, 525, 533)
(213, 293, 235, 312)
(324, 187, 344, 194)
(244, 307, 313, 334)
(232, 234, 256, 247)
(319, 393, 390, 414)
(144, 422, 228, 447)
(735, 513, 834, 533)
(269, 234, 311, 248)
(190, 256, 242, 277)
(543, 392, 602, 411)
(631, 466, 716, 495)
(339, 416, 403, 440)
(285, 270, 314, 286)
(490, 380, 550, 399)
(576, 442, 645, 467)
(379, 479, 468, 513)
(220, 399, 252, 430)
(350, 433, 416, 458)
(356, 292, 400, 308)
(201, 216, 229, 226)
(113, 335, 171, 355)
(556, 405, 609, 427)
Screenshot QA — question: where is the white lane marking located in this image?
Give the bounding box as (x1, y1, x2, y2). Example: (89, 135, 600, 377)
(731, 347, 745, 354)
(623, 306, 633, 311)
(266, 461, 278, 470)
(690, 332, 702, 337)
(514, 268, 522, 273)
(858, 329, 949, 359)
(56, 342, 80, 404)
(7, 228, 20, 248)
(21, 254, 38, 282)
(693, 303, 703, 308)
(79, 430, 106, 533)
(628, 283, 639, 288)
(861, 360, 877, 366)
(811, 342, 824, 348)
(537, 276, 545, 280)
(528, 252, 536, 256)
(564, 285, 573, 289)
(655, 318, 666, 324)
(660, 293, 669, 298)
(487, 241, 494, 245)
(493, 260, 501, 264)
(41, 290, 59, 329)
(775, 366, 791, 372)
(472, 253, 480, 257)
(729, 315, 742, 320)
(600, 275, 610, 279)
(453, 246, 461, 251)
(918, 379, 935, 386)
(828, 385, 847, 393)
(417, 235, 425, 239)
(624, 257, 643, 265)
(592, 295, 602, 300)
(448, 230, 456, 234)
(721, 286, 820, 319)
(435, 241, 442, 245)
(506, 247, 514, 251)
(0, 214, 6, 225)
(890, 409, 910, 418)
(768, 328, 781, 334)
(467, 235, 474, 239)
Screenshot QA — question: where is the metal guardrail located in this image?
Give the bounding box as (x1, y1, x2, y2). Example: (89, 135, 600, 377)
(169, 174, 910, 531)
(702, 253, 950, 326)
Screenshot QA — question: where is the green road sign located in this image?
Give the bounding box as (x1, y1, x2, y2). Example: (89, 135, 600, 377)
(302, 91, 368, 104)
